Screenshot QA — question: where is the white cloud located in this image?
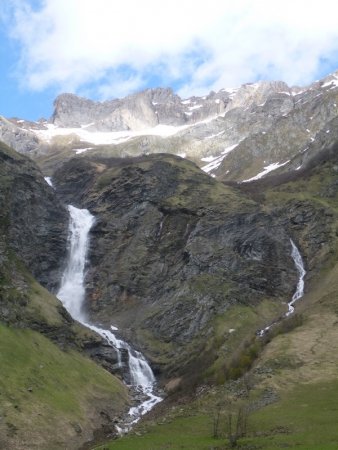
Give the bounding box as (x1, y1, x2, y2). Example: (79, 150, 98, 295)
(3, 0, 338, 99)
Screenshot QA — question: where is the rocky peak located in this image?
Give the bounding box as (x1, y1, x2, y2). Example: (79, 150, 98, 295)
(226, 80, 291, 111)
(50, 87, 226, 131)
(0, 115, 42, 154)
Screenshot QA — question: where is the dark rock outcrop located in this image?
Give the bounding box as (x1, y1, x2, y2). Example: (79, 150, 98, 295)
(0, 141, 68, 292)
(53, 153, 299, 378)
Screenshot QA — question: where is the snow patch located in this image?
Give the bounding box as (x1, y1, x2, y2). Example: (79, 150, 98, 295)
(188, 104, 203, 111)
(44, 177, 53, 187)
(75, 147, 93, 155)
(201, 144, 239, 173)
(32, 123, 192, 146)
(322, 77, 338, 88)
(243, 160, 290, 182)
(32, 114, 224, 147)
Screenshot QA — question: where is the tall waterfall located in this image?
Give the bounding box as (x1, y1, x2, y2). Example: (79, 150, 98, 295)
(57, 205, 161, 428)
(259, 238, 306, 336)
(57, 206, 94, 322)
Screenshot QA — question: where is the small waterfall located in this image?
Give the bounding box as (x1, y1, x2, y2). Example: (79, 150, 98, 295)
(57, 205, 161, 429)
(286, 239, 306, 316)
(259, 238, 306, 336)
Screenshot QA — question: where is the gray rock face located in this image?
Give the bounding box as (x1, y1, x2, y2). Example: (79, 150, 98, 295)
(0, 116, 42, 154)
(53, 154, 298, 377)
(51, 87, 227, 131)
(0, 141, 69, 292)
(44, 70, 338, 183)
(3, 70, 338, 186)
(213, 75, 338, 181)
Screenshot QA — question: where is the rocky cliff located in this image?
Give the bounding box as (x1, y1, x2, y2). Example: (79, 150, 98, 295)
(51, 88, 226, 130)
(0, 141, 128, 450)
(53, 153, 301, 382)
(0, 140, 68, 291)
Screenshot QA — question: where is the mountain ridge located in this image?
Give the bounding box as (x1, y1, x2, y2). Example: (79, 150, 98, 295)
(2, 69, 338, 184)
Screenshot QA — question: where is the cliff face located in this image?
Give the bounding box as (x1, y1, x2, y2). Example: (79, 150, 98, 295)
(0, 141, 68, 292)
(53, 154, 298, 379)
(51, 88, 226, 130)
(0, 141, 128, 450)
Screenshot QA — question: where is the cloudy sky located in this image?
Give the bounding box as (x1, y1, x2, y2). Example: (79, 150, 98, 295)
(1, 0, 338, 120)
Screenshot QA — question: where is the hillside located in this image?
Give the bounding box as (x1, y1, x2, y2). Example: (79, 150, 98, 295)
(0, 141, 129, 450)
(91, 135, 338, 450)
(50, 153, 301, 387)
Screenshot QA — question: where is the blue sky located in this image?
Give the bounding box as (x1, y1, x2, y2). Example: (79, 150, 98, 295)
(1, 0, 338, 121)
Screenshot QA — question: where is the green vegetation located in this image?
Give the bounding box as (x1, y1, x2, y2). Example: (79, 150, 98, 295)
(92, 378, 338, 450)
(205, 301, 284, 384)
(0, 324, 128, 449)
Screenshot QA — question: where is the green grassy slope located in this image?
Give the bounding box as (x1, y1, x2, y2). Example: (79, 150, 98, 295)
(0, 325, 128, 450)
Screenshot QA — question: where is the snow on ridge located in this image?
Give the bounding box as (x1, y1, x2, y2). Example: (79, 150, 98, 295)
(201, 143, 239, 173)
(75, 147, 93, 154)
(321, 75, 338, 88)
(188, 104, 203, 111)
(31, 116, 224, 147)
(242, 160, 290, 182)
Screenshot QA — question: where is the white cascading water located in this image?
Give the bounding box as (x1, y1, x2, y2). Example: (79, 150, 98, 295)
(259, 238, 306, 336)
(285, 239, 306, 316)
(57, 206, 94, 322)
(57, 205, 161, 429)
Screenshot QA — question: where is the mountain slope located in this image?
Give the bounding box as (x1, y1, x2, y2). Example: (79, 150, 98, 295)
(91, 137, 338, 450)
(0, 141, 129, 450)
(51, 153, 304, 389)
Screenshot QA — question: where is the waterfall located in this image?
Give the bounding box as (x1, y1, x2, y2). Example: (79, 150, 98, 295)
(57, 206, 94, 322)
(259, 238, 306, 336)
(286, 239, 306, 316)
(57, 205, 161, 428)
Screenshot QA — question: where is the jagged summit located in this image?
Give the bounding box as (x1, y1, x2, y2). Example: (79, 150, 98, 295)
(51, 86, 227, 130)
(2, 69, 338, 183)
